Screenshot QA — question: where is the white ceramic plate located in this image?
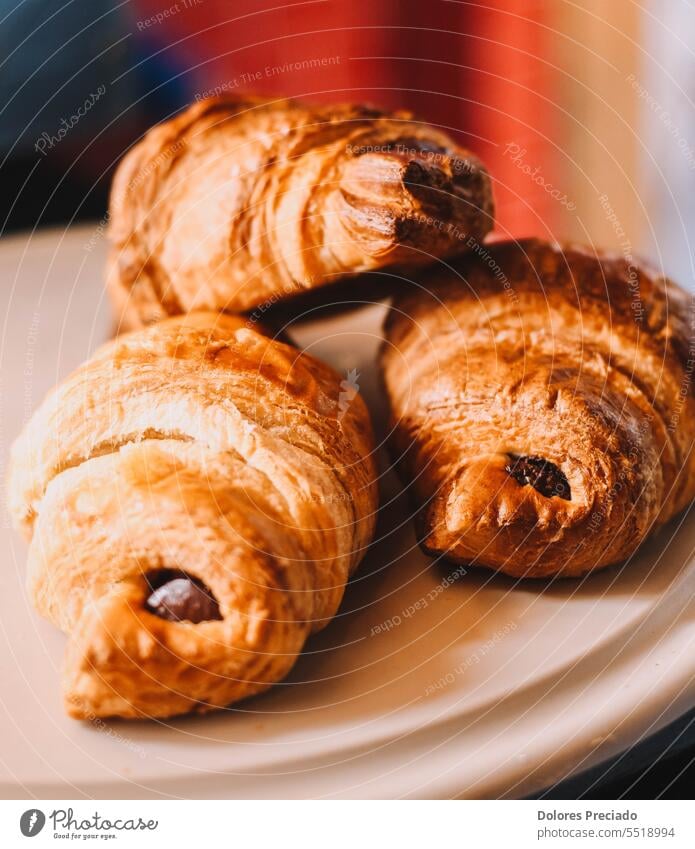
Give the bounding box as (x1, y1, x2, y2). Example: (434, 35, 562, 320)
(1, 227, 694, 799)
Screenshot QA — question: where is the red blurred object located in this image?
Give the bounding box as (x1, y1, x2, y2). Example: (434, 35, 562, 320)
(460, 1, 560, 240)
(132, 0, 558, 237)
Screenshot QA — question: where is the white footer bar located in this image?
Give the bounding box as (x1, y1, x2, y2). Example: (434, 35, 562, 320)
(1, 800, 692, 848)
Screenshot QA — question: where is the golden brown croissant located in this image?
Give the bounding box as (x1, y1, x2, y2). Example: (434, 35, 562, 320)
(107, 95, 493, 328)
(8, 312, 377, 719)
(381, 239, 695, 578)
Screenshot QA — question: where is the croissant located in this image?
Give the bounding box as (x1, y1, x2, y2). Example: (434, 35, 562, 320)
(381, 239, 695, 578)
(107, 95, 493, 329)
(8, 312, 377, 719)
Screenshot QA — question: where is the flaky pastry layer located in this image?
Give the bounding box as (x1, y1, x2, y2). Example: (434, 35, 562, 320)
(108, 95, 493, 328)
(382, 239, 695, 577)
(9, 313, 378, 718)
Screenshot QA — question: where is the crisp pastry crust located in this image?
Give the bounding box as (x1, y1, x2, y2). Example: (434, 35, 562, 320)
(8, 312, 378, 718)
(381, 239, 695, 578)
(107, 95, 493, 327)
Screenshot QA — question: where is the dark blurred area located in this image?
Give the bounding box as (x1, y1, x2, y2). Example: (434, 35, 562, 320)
(535, 708, 695, 801)
(0, 0, 188, 231)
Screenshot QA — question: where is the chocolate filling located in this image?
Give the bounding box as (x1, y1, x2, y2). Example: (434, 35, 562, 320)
(388, 136, 473, 181)
(505, 454, 571, 500)
(145, 569, 222, 623)
(402, 159, 454, 216)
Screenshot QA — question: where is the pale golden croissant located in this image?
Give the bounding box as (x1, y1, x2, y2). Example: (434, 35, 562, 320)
(382, 239, 695, 578)
(8, 313, 377, 719)
(107, 95, 493, 328)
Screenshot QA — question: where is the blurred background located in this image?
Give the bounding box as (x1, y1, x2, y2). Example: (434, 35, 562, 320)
(1, 0, 694, 285)
(1, 0, 694, 798)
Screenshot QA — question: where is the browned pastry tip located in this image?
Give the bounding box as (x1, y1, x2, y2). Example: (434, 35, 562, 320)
(107, 95, 493, 327)
(338, 134, 492, 254)
(8, 312, 378, 719)
(382, 239, 695, 578)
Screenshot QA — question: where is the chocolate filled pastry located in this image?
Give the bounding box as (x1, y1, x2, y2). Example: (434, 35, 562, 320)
(107, 95, 493, 329)
(8, 313, 378, 718)
(381, 239, 695, 578)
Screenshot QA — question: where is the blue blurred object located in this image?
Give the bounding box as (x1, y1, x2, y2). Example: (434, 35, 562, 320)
(0, 0, 189, 230)
(1, 0, 137, 156)
(641, 0, 695, 288)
